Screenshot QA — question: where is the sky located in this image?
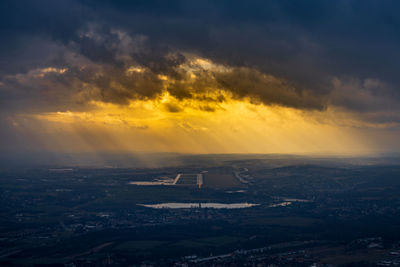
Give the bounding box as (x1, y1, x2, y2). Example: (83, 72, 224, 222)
(1, 0, 400, 157)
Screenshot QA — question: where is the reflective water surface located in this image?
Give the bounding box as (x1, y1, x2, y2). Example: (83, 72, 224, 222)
(138, 202, 259, 209)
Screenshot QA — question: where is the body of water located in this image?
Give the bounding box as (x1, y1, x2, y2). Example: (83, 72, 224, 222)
(137, 202, 259, 209)
(129, 181, 173, 185)
(268, 201, 292, 207)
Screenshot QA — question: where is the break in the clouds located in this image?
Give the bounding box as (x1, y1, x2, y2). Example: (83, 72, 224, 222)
(0, 0, 400, 155)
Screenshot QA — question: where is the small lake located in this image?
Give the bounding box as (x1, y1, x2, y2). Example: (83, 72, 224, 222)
(268, 201, 292, 207)
(282, 198, 312, 203)
(267, 197, 313, 207)
(129, 178, 175, 186)
(137, 202, 259, 209)
(129, 181, 173, 185)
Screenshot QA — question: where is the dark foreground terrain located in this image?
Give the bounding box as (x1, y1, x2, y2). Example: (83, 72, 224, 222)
(1, 154, 400, 266)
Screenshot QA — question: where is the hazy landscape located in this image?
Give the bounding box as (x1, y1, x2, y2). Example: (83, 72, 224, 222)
(0, 154, 399, 266)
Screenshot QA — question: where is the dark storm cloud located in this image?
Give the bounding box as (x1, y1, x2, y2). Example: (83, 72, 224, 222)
(214, 67, 325, 110)
(1, 0, 400, 121)
(91, 0, 400, 84)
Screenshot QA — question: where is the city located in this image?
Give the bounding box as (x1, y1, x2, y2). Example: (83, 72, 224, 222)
(1, 155, 400, 266)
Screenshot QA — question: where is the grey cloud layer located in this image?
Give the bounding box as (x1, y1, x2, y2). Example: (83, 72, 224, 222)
(0, 0, 400, 123)
(0, 25, 329, 112)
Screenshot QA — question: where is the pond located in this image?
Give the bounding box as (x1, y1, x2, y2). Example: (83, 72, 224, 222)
(137, 202, 259, 209)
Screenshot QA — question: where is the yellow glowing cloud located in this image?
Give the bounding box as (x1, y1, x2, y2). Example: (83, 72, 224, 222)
(7, 57, 399, 155)
(126, 66, 146, 74)
(16, 90, 386, 155)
